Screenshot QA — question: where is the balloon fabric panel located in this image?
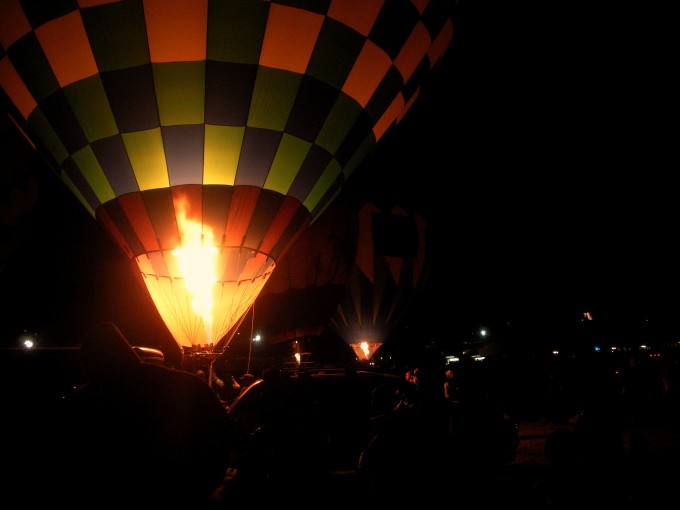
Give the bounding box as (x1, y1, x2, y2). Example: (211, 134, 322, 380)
(144, 0, 208, 63)
(154, 62, 205, 126)
(259, 4, 322, 75)
(40, 90, 87, 155)
(121, 128, 167, 190)
(162, 125, 204, 185)
(117, 192, 159, 254)
(0, 56, 35, 120)
(81, 0, 150, 72)
(327, 0, 383, 37)
(248, 67, 299, 132)
(64, 75, 117, 143)
(285, 75, 337, 143)
(203, 125, 244, 185)
(143, 187, 178, 252)
(235, 127, 280, 187)
(206, 0, 267, 64)
(70, 145, 114, 205)
(0, 0, 31, 49)
(91, 135, 137, 196)
(34, 10, 96, 89)
(305, 18, 364, 90)
(265, 134, 311, 195)
(204, 62, 255, 126)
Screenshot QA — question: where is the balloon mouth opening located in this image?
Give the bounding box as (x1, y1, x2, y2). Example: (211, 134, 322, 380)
(350, 341, 382, 361)
(134, 245, 275, 353)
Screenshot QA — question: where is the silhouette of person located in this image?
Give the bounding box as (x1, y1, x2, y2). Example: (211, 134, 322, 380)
(529, 428, 583, 508)
(42, 322, 234, 508)
(443, 368, 462, 404)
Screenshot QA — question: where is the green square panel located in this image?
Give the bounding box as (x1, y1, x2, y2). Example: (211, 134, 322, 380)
(207, 0, 268, 64)
(154, 61, 205, 126)
(248, 67, 300, 132)
(64, 75, 117, 143)
(82, 0, 150, 72)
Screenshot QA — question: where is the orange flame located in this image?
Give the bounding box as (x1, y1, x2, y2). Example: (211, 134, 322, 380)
(172, 199, 218, 345)
(349, 341, 382, 361)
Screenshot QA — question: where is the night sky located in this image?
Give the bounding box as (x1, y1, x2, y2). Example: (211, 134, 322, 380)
(1, 1, 676, 358)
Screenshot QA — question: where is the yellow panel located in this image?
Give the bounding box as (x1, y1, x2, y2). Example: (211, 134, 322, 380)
(327, 0, 383, 37)
(342, 40, 391, 108)
(72, 145, 116, 204)
(0, 57, 36, 120)
(144, 0, 207, 63)
(264, 133, 311, 195)
(142, 274, 193, 349)
(35, 11, 98, 88)
(121, 128, 169, 190)
(260, 3, 323, 74)
(203, 124, 244, 185)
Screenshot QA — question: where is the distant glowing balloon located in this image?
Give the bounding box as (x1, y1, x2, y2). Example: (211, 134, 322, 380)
(329, 202, 429, 361)
(0, 0, 454, 354)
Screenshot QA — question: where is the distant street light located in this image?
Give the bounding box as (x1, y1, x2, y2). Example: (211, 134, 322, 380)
(19, 331, 35, 349)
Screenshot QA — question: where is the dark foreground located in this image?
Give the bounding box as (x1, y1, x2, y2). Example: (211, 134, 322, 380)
(207, 415, 680, 508)
(4, 346, 680, 508)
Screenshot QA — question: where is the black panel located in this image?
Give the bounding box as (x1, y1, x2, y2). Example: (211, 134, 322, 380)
(372, 212, 418, 258)
(40, 90, 88, 153)
(370, 0, 419, 60)
(205, 61, 257, 126)
(101, 64, 159, 133)
(19, 0, 78, 29)
(286, 76, 338, 142)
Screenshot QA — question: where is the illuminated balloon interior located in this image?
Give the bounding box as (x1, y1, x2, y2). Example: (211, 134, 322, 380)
(134, 194, 275, 350)
(351, 340, 382, 361)
(0, 0, 455, 354)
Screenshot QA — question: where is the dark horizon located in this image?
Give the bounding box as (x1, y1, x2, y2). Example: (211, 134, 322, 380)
(1, 1, 676, 359)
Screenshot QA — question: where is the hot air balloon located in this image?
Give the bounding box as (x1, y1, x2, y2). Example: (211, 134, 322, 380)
(0, 0, 454, 359)
(329, 201, 429, 361)
(251, 202, 358, 343)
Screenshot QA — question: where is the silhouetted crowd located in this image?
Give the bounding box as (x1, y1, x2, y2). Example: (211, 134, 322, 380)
(6, 323, 680, 508)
